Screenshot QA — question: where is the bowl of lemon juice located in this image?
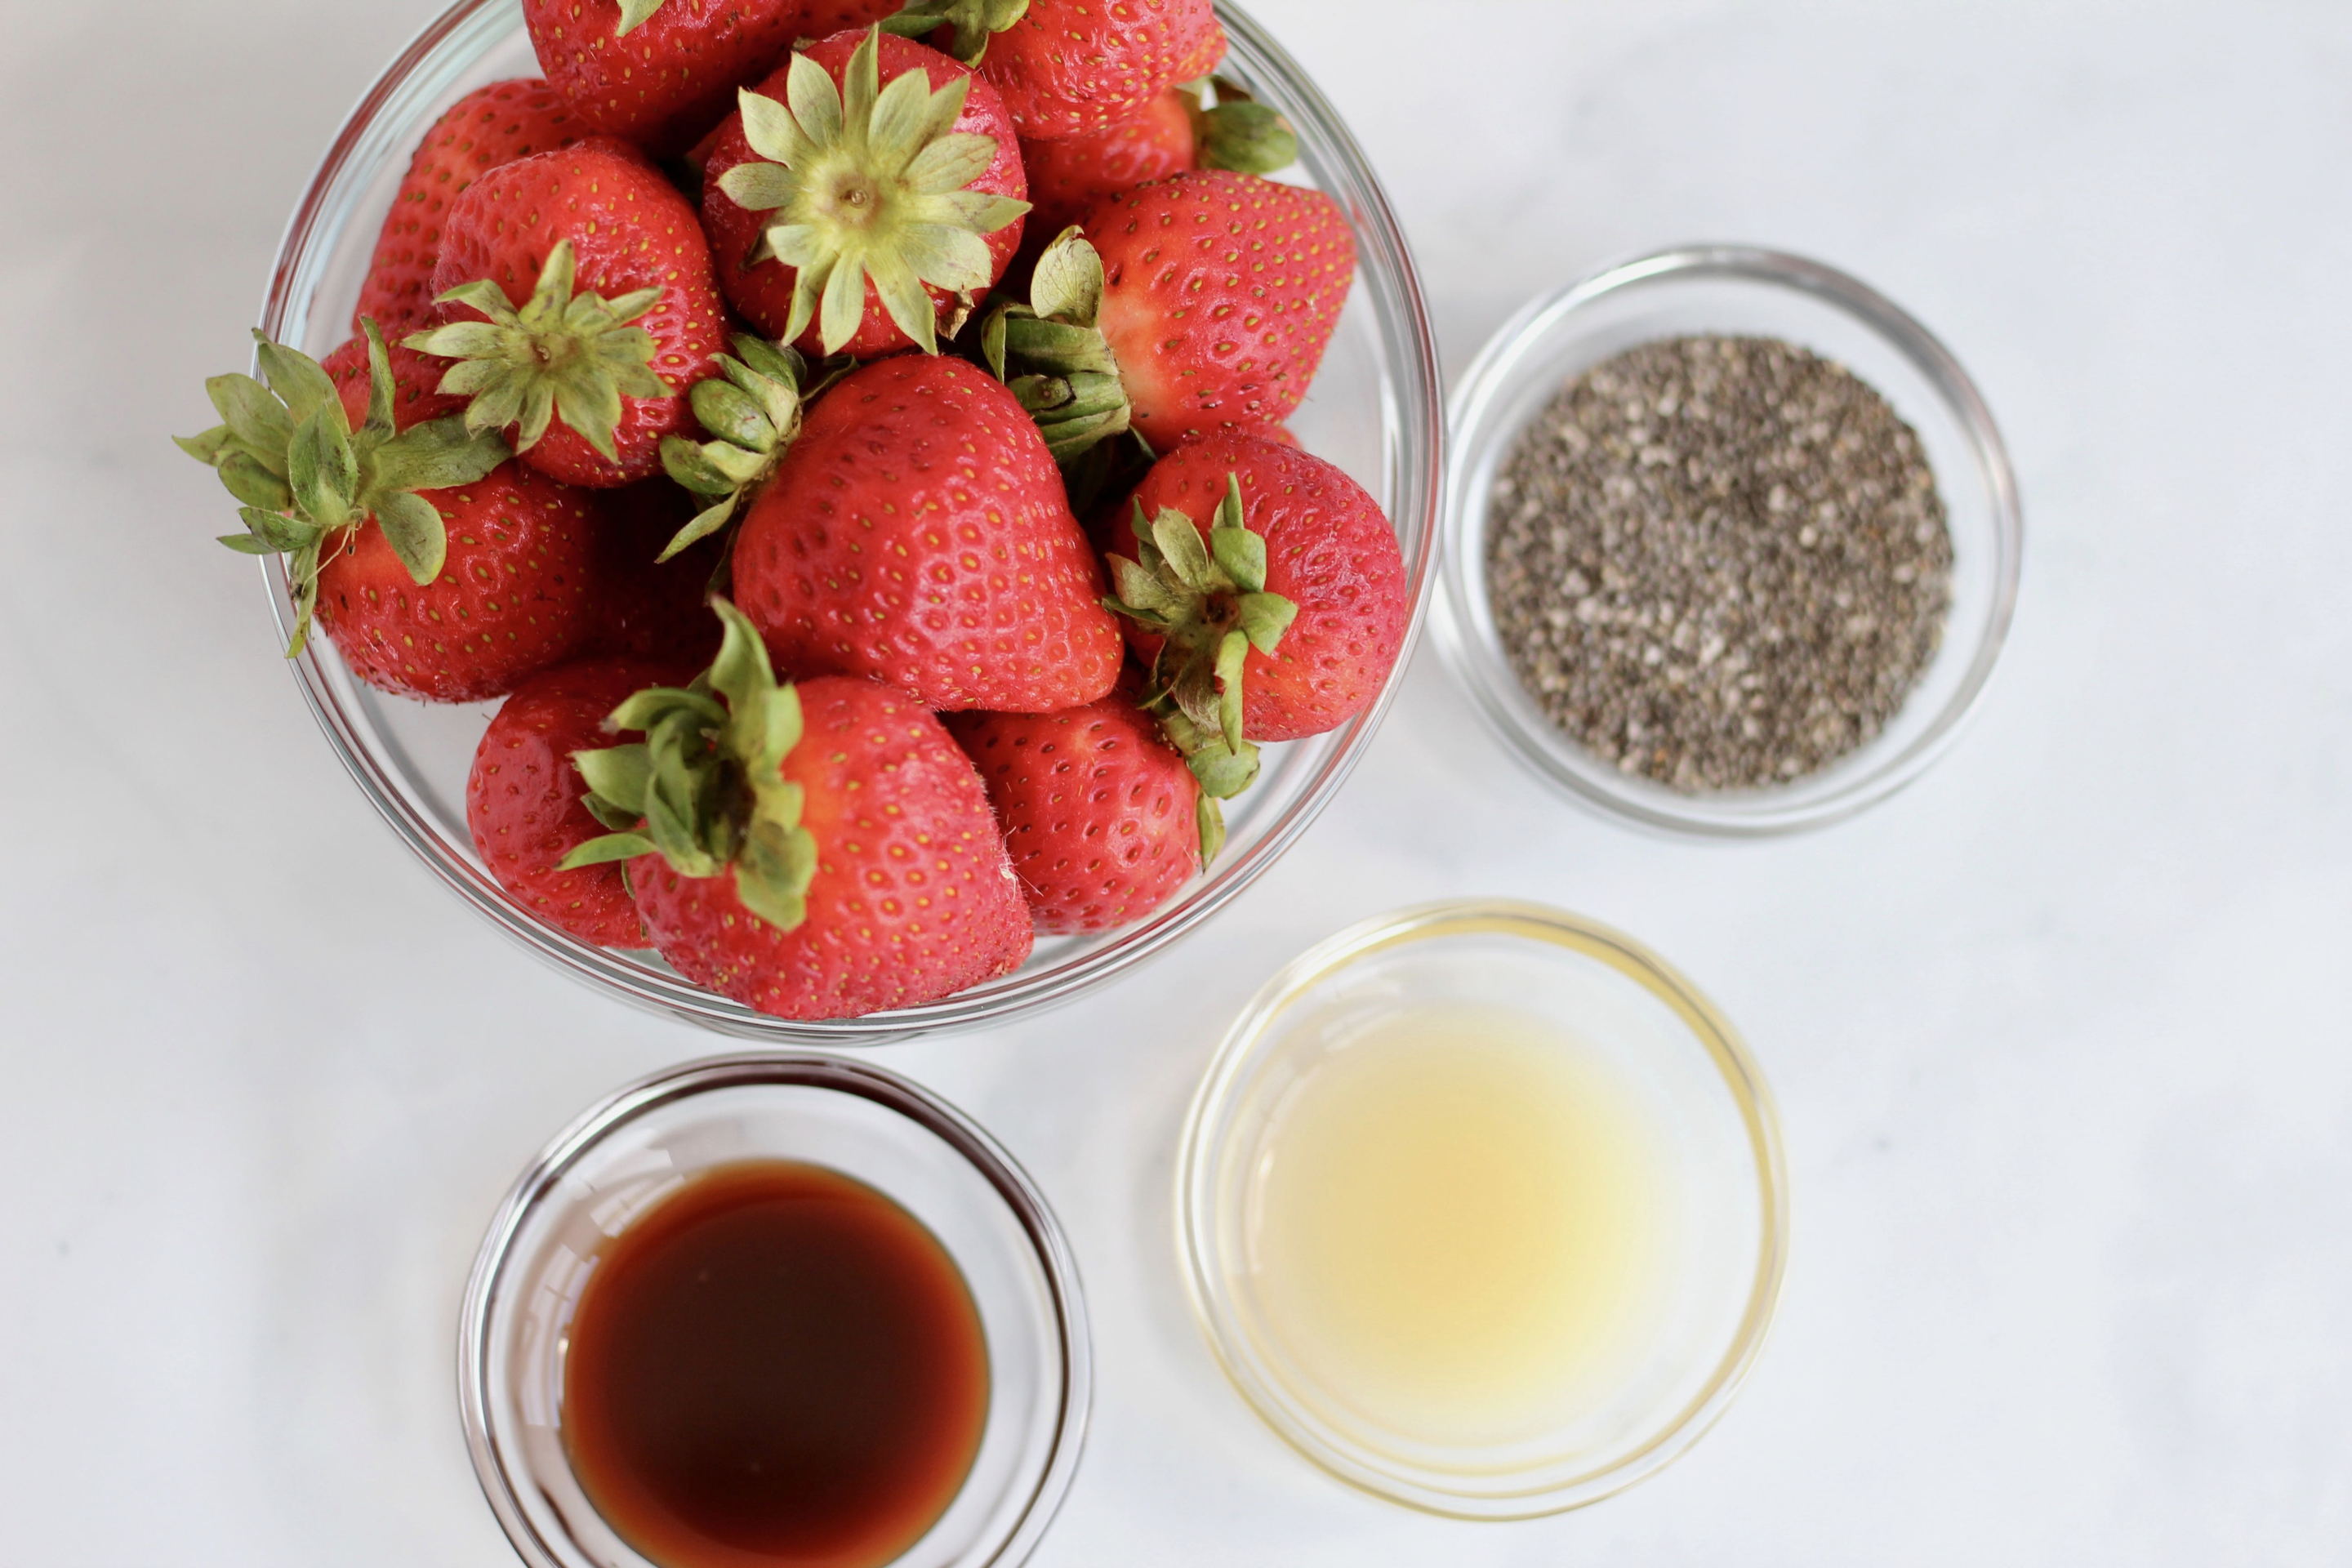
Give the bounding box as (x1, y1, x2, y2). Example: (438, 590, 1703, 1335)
(1176, 901, 1787, 1517)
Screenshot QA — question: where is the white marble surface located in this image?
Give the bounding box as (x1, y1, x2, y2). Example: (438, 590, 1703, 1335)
(5, 0, 2350, 1561)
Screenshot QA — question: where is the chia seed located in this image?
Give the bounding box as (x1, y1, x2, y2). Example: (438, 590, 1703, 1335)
(1486, 335, 1953, 792)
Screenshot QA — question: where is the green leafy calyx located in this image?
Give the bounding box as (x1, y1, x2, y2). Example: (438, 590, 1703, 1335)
(1105, 474, 1299, 837)
(979, 227, 1131, 465)
(1182, 77, 1299, 175)
(175, 322, 510, 657)
(614, 0, 666, 36)
(717, 26, 1030, 355)
(405, 239, 669, 466)
(560, 599, 819, 933)
(875, 0, 1028, 65)
(657, 335, 849, 563)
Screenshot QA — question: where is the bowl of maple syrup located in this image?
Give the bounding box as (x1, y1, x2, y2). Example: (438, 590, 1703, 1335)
(460, 1055, 1091, 1568)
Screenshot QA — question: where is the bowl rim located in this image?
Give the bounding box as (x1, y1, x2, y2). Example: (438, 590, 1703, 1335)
(1436, 243, 2025, 838)
(252, 0, 1447, 1042)
(457, 1050, 1094, 1568)
(1174, 898, 1789, 1517)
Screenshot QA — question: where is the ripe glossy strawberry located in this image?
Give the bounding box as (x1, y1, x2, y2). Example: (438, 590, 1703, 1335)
(315, 474, 601, 703)
(1073, 420, 1296, 559)
(1107, 430, 1408, 743)
(320, 334, 599, 700)
(1020, 83, 1298, 242)
(582, 479, 725, 667)
(351, 78, 586, 335)
(411, 138, 727, 488)
(947, 694, 1203, 933)
(731, 354, 1121, 712)
(467, 657, 683, 946)
(1088, 169, 1356, 446)
(701, 29, 1028, 359)
(979, 0, 1221, 140)
(182, 327, 599, 703)
(523, 0, 805, 154)
(800, 0, 902, 29)
(566, 603, 1031, 1018)
(1019, 89, 1194, 239)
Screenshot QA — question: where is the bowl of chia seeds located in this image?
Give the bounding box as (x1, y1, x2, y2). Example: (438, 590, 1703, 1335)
(1437, 245, 2021, 836)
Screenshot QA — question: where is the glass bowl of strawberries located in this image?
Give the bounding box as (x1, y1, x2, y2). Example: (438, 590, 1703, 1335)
(213, 0, 1441, 1040)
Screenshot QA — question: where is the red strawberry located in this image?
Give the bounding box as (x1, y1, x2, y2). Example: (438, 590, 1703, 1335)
(1019, 90, 1193, 241)
(523, 0, 804, 154)
(1071, 418, 1298, 560)
(565, 602, 1032, 1019)
(799, 0, 905, 33)
(350, 78, 586, 335)
(309, 348, 603, 702)
(323, 336, 599, 703)
(1107, 430, 1408, 744)
(979, 0, 1221, 141)
(1087, 169, 1356, 447)
(731, 354, 1121, 712)
(466, 657, 684, 946)
(180, 327, 600, 703)
(700, 29, 1029, 359)
(582, 479, 725, 667)
(1169, 20, 1227, 82)
(1178, 420, 1297, 448)
(322, 333, 464, 429)
(408, 139, 728, 488)
(307, 464, 599, 702)
(947, 694, 1204, 933)
(1019, 83, 1299, 242)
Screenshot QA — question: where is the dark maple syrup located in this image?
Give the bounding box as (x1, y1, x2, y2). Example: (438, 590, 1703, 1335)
(563, 1160, 989, 1568)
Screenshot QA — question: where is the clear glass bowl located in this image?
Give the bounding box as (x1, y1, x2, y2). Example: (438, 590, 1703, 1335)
(460, 1054, 1090, 1568)
(1437, 246, 2023, 836)
(1176, 901, 1787, 1517)
(254, 0, 1443, 1040)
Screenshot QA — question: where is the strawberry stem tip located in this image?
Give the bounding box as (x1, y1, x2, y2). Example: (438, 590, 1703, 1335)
(1105, 473, 1299, 811)
(562, 599, 819, 934)
(979, 227, 1132, 464)
(657, 334, 848, 562)
(405, 239, 669, 466)
(177, 322, 510, 657)
(717, 27, 1031, 356)
(875, 0, 1030, 66)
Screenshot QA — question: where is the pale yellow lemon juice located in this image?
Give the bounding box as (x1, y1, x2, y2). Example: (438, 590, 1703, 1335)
(1182, 903, 1785, 1515)
(1241, 1002, 1677, 1449)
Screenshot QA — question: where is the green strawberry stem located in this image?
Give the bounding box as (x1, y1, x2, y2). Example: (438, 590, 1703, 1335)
(717, 26, 1030, 356)
(875, 0, 1028, 66)
(405, 239, 668, 464)
(657, 335, 850, 562)
(176, 321, 510, 657)
(562, 599, 819, 933)
(1148, 702, 1237, 869)
(978, 228, 1132, 464)
(1103, 473, 1299, 829)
